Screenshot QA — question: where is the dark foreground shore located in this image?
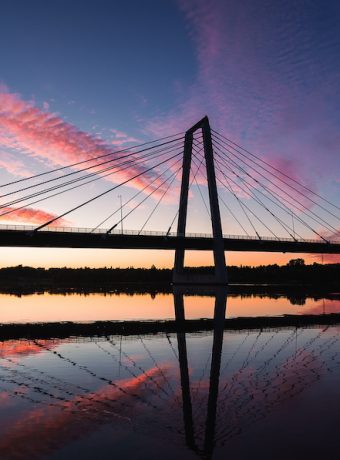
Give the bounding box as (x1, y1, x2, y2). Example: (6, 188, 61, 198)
(1, 313, 340, 340)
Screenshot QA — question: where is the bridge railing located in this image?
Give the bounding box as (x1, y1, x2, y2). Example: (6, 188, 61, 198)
(0, 223, 338, 244)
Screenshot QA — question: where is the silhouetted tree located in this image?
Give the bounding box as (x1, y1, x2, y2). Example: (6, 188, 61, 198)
(287, 258, 305, 267)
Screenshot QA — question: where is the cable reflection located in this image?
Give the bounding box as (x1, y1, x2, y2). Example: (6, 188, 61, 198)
(0, 290, 339, 460)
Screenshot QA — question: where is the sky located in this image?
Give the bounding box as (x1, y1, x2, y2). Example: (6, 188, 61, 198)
(0, 0, 339, 268)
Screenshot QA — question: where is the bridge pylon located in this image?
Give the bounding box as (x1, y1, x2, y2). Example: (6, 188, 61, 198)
(172, 117, 228, 285)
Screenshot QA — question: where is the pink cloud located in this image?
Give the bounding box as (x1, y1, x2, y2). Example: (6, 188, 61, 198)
(0, 206, 69, 226)
(0, 90, 113, 165)
(144, 0, 339, 208)
(0, 90, 178, 215)
(111, 138, 139, 146)
(0, 91, 170, 196)
(109, 129, 141, 146)
(139, 0, 340, 241)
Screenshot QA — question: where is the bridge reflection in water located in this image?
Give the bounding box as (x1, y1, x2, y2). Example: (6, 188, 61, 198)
(174, 286, 227, 457)
(0, 290, 340, 459)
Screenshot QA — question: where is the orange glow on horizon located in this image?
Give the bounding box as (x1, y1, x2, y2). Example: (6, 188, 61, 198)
(1, 292, 339, 324)
(0, 247, 336, 269)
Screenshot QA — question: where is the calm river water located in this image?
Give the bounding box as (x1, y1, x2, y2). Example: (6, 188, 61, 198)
(0, 290, 339, 323)
(0, 291, 340, 459)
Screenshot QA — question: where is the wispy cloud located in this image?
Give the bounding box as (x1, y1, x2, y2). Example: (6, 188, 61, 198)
(0, 90, 116, 165)
(0, 206, 69, 226)
(0, 89, 167, 193)
(110, 129, 140, 146)
(145, 0, 340, 196)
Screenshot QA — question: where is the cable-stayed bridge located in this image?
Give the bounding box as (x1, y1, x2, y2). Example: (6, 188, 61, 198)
(0, 117, 339, 283)
(0, 225, 338, 253)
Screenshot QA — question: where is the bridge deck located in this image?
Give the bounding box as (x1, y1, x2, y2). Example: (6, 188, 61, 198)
(0, 226, 339, 253)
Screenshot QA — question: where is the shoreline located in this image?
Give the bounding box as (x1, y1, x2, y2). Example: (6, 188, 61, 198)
(1, 313, 340, 340)
(1, 282, 339, 302)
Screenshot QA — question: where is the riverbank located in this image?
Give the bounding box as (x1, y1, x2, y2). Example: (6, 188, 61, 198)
(0, 259, 340, 288)
(1, 313, 340, 340)
(1, 262, 339, 291)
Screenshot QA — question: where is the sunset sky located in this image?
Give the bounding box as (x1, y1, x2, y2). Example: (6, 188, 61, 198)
(0, 0, 339, 268)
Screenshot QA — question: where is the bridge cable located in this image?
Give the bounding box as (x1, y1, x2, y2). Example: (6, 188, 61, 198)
(0, 143, 182, 210)
(0, 138, 184, 199)
(192, 143, 252, 236)
(166, 147, 206, 236)
(217, 171, 262, 238)
(214, 153, 303, 240)
(106, 164, 183, 234)
(213, 140, 338, 236)
(212, 130, 340, 219)
(0, 146, 180, 221)
(192, 143, 211, 219)
(212, 129, 340, 213)
(214, 148, 330, 242)
(91, 156, 184, 232)
(202, 151, 263, 238)
(138, 165, 183, 235)
(215, 168, 273, 239)
(0, 156, 176, 221)
(0, 132, 184, 188)
(0, 142, 183, 210)
(193, 139, 260, 238)
(191, 154, 250, 237)
(215, 151, 328, 241)
(212, 136, 339, 234)
(215, 162, 294, 240)
(34, 151, 182, 231)
(0, 147, 183, 223)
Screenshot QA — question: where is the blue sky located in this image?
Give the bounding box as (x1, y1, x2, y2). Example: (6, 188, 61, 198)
(0, 0, 339, 267)
(0, 0, 194, 133)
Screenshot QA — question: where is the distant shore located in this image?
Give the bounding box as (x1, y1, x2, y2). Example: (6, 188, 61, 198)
(1, 261, 339, 284)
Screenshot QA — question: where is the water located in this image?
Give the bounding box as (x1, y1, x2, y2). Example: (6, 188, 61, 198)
(0, 290, 339, 323)
(0, 290, 340, 459)
(0, 327, 340, 459)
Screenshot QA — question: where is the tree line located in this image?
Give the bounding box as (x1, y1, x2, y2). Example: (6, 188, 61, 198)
(0, 259, 339, 286)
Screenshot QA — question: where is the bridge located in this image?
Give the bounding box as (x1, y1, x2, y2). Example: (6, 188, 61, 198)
(0, 116, 339, 283)
(0, 224, 338, 254)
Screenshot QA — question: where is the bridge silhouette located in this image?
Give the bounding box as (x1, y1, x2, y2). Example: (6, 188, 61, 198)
(0, 117, 339, 283)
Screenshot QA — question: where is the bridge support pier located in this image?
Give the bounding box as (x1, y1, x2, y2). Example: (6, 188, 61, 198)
(173, 117, 227, 285)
